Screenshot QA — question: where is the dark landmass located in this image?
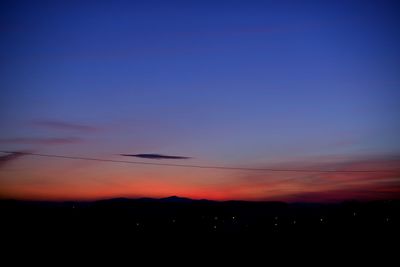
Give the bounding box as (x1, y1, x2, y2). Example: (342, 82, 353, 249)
(0, 197, 397, 262)
(2, 196, 399, 261)
(1, 197, 398, 240)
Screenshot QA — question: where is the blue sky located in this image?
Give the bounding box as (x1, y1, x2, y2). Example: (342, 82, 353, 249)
(0, 0, 399, 201)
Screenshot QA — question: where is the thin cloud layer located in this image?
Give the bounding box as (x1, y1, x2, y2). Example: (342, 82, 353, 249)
(0, 137, 83, 145)
(232, 155, 400, 202)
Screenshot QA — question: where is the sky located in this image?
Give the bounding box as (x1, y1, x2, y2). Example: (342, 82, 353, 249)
(0, 0, 399, 202)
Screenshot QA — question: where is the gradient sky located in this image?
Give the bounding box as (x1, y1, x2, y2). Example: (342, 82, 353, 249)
(1, 0, 399, 202)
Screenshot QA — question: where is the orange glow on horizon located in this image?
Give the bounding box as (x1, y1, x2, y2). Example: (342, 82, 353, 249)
(1, 155, 399, 202)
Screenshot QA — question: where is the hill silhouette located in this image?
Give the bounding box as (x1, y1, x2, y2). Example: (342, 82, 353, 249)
(0, 196, 399, 247)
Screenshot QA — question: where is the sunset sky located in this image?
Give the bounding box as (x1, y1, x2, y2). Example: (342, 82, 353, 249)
(1, 0, 399, 202)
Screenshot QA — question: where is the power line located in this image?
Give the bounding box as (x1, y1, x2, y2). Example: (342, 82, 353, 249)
(0, 150, 398, 173)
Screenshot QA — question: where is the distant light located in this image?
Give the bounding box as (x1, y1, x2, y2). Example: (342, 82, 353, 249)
(214, 225, 217, 229)
(232, 216, 236, 220)
(274, 223, 278, 226)
(172, 219, 176, 223)
(320, 218, 324, 222)
(136, 223, 140, 226)
(274, 216, 278, 220)
(353, 212, 356, 217)
(214, 216, 218, 220)
(293, 220, 296, 225)
(386, 218, 390, 222)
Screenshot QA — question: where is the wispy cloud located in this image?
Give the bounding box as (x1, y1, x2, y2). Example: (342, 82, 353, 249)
(0, 151, 28, 168)
(121, 153, 191, 160)
(233, 155, 400, 202)
(0, 137, 83, 145)
(32, 120, 99, 132)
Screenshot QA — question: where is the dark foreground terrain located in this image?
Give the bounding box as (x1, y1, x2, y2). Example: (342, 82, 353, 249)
(1, 196, 399, 261)
(1, 196, 398, 237)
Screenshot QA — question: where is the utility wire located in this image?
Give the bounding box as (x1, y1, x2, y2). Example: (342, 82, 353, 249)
(0, 150, 398, 173)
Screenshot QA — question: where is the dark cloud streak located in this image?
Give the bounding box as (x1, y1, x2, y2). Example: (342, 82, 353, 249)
(0, 137, 83, 145)
(0, 151, 28, 168)
(120, 154, 191, 160)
